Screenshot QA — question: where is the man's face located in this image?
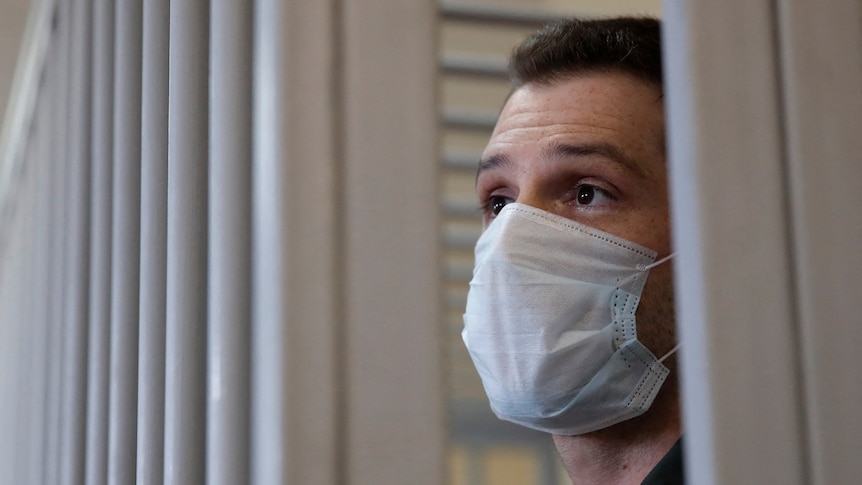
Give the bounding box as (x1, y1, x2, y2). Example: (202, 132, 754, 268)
(476, 71, 676, 359)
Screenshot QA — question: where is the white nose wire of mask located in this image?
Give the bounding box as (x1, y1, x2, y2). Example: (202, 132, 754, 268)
(657, 342, 682, 363)
(636, 252, 677, 272)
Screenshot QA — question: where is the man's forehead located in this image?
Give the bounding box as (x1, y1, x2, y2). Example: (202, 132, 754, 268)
(503, 74, 661, 120)
(485, 74, 665, 156)
(480, 74, 666, 182)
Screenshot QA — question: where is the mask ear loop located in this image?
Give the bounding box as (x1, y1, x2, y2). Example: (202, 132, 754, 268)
(636, 252, 677, 272)
(636, 251, 680, 364)
(658, 342, 681, 363)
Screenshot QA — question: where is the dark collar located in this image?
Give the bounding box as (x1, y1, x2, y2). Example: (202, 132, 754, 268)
(641, 438, 684, 485)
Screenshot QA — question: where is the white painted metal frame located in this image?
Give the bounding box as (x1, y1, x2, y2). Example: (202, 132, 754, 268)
(252, 0, 443, 483)
(46, 11, 71, 485)
(251, 1, 340, 482)
(664, 0, 862, 483)
(341, 1, 443, 483)
(84, 1, 114, 484)
(60, 0, 92, 483)
(776, 0, 862, 482)
(208, 0, 253, 483)
(107, 1, 143, 483)
(1, 0, 443, 483)
(165, 0, 209, 483)
(136, 0, 169, 483)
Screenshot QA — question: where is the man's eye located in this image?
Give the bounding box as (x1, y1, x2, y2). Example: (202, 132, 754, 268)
(483, 195, 513, 217)
(575, 185, 613, 206)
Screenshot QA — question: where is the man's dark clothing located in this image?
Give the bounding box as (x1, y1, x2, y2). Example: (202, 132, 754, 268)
(641, 438, 684, 484)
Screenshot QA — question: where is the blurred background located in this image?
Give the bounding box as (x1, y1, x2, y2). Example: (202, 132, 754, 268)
(0, 0, 32, 122)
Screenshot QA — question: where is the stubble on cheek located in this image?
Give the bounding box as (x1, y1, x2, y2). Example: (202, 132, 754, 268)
(634, 263, 677, 358)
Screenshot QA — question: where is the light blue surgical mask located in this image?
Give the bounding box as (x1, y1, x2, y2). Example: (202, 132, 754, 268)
(462, 203, 678, 435)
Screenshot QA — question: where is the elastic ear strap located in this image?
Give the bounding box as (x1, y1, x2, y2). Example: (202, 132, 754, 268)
(637, 252, 677, 271)
(658, 342, 682, 363)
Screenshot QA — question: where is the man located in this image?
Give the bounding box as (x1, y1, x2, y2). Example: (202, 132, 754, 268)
(461, 18, 683, 484)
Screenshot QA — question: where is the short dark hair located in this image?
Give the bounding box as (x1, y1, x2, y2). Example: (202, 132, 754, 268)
(509, 17, 662, 90)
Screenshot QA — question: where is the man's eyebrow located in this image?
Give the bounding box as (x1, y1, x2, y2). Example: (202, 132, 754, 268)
(476, 153, 512, 180)
(543, 142, 648, 179)
(476, 143, 649, 183)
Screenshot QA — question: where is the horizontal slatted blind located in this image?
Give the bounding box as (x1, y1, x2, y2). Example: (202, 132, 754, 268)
(438, 4, 570, 485)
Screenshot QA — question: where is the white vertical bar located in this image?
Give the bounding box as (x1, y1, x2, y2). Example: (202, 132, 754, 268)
(84, 0, 114, 483)
(252, 0, 339, 483)
(208, 0, 252, 483)
(0, 260, 11, 485)
(341, 1, 443, 483)
(250, 3, 287, 478)
(776, 1, 862, 482)
(107, 0, 143, 482)
(0, 156, 34, 485)
(24, 78, 53, 485)
(25, 143, 45, 482)
(0, 286, 10, 485)
(251, 1, 286, 480)
(663, 0, 806, 483)
(0, 194, 13, 484)
(45, 9, 72, 482)
(136, 0, 169, 482)
(165, 0, 209, 482)
(59, 0, 93, 482)
(0, 175, 33, 485)
(0, 262, 15, 485)
(2, 109, 18, 485)
(1, 112, 41, 485)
